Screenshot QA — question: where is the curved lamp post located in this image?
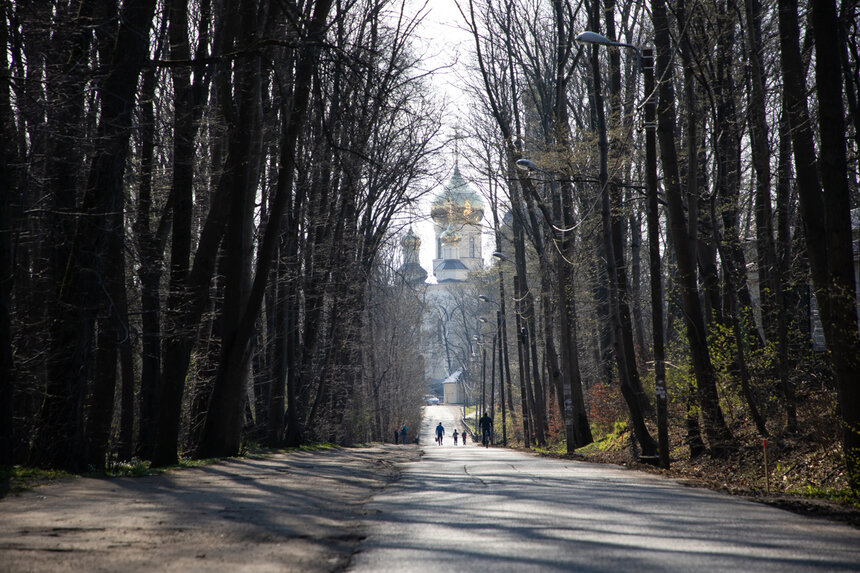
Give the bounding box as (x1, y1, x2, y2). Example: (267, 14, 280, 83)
(576, 30, 668, 469)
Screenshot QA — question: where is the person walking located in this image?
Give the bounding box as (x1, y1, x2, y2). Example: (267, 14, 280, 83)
(453, 429, 459, 445)
(479, 412, 493, 447)
(435, 422, 445, 445)
(400, 424, 408, 445)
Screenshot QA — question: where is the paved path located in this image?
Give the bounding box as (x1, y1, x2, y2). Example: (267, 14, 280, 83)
(348, 404, 860, 572)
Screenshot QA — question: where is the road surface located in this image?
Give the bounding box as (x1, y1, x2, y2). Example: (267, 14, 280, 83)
(348, 404, 860, 572)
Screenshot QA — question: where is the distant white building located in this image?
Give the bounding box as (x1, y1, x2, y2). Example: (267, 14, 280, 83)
(443, 369, 465, 404)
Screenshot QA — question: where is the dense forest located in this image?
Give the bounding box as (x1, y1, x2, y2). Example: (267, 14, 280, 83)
(1, 0, 858, 496)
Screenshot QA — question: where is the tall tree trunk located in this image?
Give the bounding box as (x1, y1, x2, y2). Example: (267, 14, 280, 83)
(807, 0, 860, 492)
(744, 0, 779, 342)
(197, 0, 263, 459)
(551, 0, 592, 451)
(604, 0, 651, 417)
(37, 0, 157, 472)
(153, 0, 228, 466)
(32, 0, 96, 471)
(643, 48, 670, 467)
(651, 0, 734, 455)
(133, 65, 162, 460)
(0, 28, 12, 465)
(0, 9, 15, 465)
(154, 24, 240, 466)
(775, 103, 798, 432)
(86, 0, 158, 471)
(589, 4, 657, 458)
(199, 0, 334, 457)
(513, 275, 532, 447)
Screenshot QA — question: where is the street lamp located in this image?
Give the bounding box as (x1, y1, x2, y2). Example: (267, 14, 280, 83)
(574, 31, 643, 71)
(576, 30, 668, 469)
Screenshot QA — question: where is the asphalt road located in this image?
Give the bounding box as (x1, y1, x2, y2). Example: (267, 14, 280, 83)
(348, 404, 860, 572)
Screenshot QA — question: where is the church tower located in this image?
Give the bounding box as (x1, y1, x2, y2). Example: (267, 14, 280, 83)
(399, 226, 428, 285)
(430, 164, 485, 282)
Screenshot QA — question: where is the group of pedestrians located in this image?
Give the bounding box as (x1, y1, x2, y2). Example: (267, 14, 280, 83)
(396, 412, 494, 447)
(434, 412, 494, 447)
(434, 422, 467, 445)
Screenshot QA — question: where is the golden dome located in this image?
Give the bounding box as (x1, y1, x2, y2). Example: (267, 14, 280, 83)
(401, 227, 421, 249)
(431, 165, 485, 226)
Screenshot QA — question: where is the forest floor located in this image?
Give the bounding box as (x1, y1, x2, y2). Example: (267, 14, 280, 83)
(0, 445, 420, 572)
(568, 422, 860, 528)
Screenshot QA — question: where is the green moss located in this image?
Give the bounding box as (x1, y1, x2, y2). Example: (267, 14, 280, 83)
(576, 428, 628, 455)
(533, 442, 567, 455)
(296, 442, 339, 452)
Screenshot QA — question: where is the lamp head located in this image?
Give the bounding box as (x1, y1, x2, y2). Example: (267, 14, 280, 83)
(575, 31, 615, 46)
(516, 158, 538, 172)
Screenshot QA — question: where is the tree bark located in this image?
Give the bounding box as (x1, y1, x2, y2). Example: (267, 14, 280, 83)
(133, 65, 162, 461)
(36, 0, 157, 472)
(551, 0, 593, 451)
(198, 0, 334, 457)
(0, 32, 12, 466)
(743, 0, 780, 342)
(651, 0, 734, 455)
(808, 0, 860, 492)
(588, 4, 656, 459)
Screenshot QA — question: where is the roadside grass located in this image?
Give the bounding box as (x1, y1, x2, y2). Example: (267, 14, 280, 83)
(104, 457, 219, 478)
(788, 485, 860, 509)
(0, 465, 71, 496)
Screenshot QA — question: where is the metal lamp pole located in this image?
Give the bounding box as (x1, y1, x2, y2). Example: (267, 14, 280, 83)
(576, 32, 669, 469)
(480, 295, 508, 446)
(496, 309, 506, 446)
(481, 342, 486, 434)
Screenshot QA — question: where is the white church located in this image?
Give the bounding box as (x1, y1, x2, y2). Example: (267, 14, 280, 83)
(399, 163, 486, 405)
